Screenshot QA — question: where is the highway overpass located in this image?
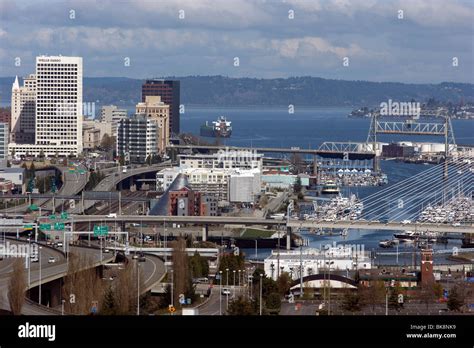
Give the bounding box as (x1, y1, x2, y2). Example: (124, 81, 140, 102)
(0, 164, 88, 214)
(69, 162, 172, 214)
(70, 215, 474, 234)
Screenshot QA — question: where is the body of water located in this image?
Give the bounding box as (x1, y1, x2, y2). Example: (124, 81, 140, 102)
(179, 107, 473, 264)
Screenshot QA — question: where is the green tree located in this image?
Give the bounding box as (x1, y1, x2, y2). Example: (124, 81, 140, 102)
(146, 155, 152, 166)
(341, 290, 361, 312)
(447, 286, 463, 312)
(219, 253, 245, 274)
(29, 162, 36, 179)
(189, 252, 209, 278)
(227, 296, 255, 315)
(101, 286, 119, 315)
(265, 292, 281, 314)
(293, 176, 302, 195)
(276, 272, 292, 296)
(100, 134, 115, 152)
(388, 286, 402, 311)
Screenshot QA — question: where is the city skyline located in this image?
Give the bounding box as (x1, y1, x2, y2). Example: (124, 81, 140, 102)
(0, 0, 473, 83)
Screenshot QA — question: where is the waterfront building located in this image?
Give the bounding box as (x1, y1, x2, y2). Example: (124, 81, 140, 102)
(264, 246, 371, 281)
(179, 150, 263, 171)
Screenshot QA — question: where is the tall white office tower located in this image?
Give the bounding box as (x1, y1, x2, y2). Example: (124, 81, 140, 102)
(35, 56, 83, 155)
(9, 56, 84, 156)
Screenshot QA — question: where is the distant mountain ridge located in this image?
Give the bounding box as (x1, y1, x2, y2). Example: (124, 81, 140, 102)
(0, 75, 472, 107)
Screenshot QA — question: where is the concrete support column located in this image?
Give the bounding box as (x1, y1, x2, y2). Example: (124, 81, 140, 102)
(313, 156, 318, 178)
(202, 225, 208, 242)
(286, 226, 291, 250)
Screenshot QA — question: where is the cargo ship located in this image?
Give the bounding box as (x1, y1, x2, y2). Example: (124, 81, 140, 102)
(200, 116, 232, 138)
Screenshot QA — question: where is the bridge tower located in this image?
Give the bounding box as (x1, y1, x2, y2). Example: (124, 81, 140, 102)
(366, 113, 379, 172)
(366, 113, 456, 178)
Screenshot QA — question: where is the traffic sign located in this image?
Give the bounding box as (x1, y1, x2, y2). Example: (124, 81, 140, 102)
(168, 305, 176, 313)
(93, 225, 109, 237)
(61, 212, 69, 220)
(29, 204, 39, 211)
(54, 222, 65, 231)
(23, 224, 34, 230)
(49, 214, 57, 220)
(40, 223, 51, 231)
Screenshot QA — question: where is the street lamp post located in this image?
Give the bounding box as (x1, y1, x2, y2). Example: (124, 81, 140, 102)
(226, 268, 229, 287)
(326, 260, 334, 315)
(171, 269, 174, 313)
(238, 270, 241, 288)
(61, 299, 65, 316)
(38, 246, 42, 305)
(219, 270, 223, 316)
(28, 238, 31, 288)
(259, 274, 263, 316)
(299, 243, 304, 298)
(233, 270, 236, 297)
(137, 262, 140, 316)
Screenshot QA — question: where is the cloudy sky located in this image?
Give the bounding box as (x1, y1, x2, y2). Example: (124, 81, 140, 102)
(0, 0, 473, 83)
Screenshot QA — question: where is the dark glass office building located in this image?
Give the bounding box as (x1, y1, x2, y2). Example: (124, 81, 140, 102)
(142, 79, 180, 135)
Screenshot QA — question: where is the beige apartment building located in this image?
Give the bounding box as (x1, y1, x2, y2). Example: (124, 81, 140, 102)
(135, 96, 169, 154)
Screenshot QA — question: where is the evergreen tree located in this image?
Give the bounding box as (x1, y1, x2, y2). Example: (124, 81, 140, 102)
(101, 286, 119, 315)
(341, 290, 361, 312)
(447, 286, 463, 312)
(265, 292, 281, 314)
(227, 296, 255, 315)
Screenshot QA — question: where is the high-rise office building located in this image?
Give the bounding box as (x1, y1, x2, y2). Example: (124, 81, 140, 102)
(141, 79, 180, 135)
(35, 56, 83, 152)
(9, 55, 83, 156)
(11, 74, 36, 143)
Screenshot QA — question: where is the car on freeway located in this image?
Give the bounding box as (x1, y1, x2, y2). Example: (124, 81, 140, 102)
(103, 249, 110, 253)
(402, 220, 411, 225)
(107, 213, 117, 218)
(48, 257, 56, 264)
(221, 287, 231, 295)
